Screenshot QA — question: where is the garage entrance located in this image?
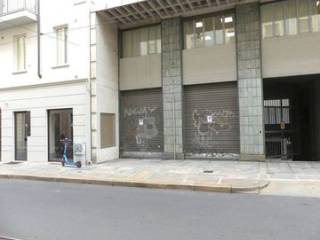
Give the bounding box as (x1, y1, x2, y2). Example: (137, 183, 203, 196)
(264, 75, 320, 161)
(184, 82, 240, 159)
(120, 88, 163, 155)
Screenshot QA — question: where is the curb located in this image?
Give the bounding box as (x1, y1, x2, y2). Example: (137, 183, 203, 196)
(0, 174, 269, 193)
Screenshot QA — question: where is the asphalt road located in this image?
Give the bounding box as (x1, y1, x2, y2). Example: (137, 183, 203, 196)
(0, 179, 319, 240)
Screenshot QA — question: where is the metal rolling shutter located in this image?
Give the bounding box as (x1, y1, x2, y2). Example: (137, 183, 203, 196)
(184, 82, 240, 155)
(120, 88, 163, 153)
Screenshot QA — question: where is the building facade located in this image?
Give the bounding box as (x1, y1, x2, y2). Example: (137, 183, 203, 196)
(0, 0, 320, 163)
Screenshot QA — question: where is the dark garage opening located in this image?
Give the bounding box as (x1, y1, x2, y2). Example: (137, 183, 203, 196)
(264, 75, 320, 161)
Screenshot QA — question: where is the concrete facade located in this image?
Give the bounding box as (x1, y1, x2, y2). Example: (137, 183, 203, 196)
(1, 0, 320, 163)
(236, 2, 265, 160)
(161, 18, 184, 159)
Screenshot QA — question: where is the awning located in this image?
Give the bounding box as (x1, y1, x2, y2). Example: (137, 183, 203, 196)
(100, 0, 239, 27)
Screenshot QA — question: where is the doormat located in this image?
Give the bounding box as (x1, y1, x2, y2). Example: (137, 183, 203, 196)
(4, 161, 23, 165)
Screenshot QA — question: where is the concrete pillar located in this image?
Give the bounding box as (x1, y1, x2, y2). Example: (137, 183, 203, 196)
(161, 18, 184, 159)
(236, 2, 265, 161)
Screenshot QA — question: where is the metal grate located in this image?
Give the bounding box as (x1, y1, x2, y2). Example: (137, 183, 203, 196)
(101, 0, 239, 26)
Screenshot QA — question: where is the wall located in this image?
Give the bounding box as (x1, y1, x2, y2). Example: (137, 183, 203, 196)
(40, 0, 90, 83)
(95, 14, 119, 162)
(183, 43, 237, 85)
(0, 0, 90, 89)
(119, 54, 161, 90)
(262, 32, 320, 78)
(0, 23, 38, 88)
(0, 81, 88, 162)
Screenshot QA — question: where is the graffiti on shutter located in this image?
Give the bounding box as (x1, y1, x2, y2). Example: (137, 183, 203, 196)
(124, 106, 159, 149)
(192, 109, 236, 148)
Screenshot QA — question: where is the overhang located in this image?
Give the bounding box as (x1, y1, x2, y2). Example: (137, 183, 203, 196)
(98, 0, 275, 28)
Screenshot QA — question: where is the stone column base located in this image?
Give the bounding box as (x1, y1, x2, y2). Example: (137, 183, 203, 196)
(240, 154, 266, 162)
(162, 152, 185, 160)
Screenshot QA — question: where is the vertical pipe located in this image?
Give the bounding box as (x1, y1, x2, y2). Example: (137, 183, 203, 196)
(37, 0, 41, 79)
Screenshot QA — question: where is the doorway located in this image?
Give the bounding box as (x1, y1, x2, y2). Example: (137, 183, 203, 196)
(48, 109, 73, 162)
(264, 76, 320, 161)
(15, 111, 31, 161)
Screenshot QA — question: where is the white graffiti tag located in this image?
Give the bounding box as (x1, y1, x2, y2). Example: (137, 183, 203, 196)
(192, 109, 236, 148)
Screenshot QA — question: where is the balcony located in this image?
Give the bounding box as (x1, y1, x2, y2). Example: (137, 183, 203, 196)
(0, 0, 38, 30)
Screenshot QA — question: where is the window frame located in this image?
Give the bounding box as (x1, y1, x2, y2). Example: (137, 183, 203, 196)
(261, 0, 319, 39)
(13, 34, 26, 73)
(121, 24, 162, 58)
(182, 10, 235, 50)
(54, 25, 68, 66)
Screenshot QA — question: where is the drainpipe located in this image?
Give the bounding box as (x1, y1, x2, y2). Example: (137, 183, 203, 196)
(87, 2, 93, 164)
(37, 0, 41, 79)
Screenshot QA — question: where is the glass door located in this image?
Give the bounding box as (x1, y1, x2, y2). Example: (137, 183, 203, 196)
(48, 109, 73, 162)
(15, 111, 30, 161)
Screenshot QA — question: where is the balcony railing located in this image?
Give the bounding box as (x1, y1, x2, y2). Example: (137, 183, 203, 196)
(0, 0, 37, 17)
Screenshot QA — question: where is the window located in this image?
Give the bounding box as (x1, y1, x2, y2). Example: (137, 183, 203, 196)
(55, 25, 68, 65)
(297, 0, 311, 33)
(264, 99, 290, 125)
(262, 4, 274, 38)
(183, 13, 235, 50)
(262, 0, 320, 38)
(14, 35, 26, 72)
(311, 0, 320, 31)
(285, 0, 298, 35)
(122, 25, 161, 58)
(274, 2, 285, 36)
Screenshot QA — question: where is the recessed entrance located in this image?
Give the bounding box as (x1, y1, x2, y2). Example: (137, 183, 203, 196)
(48, 109, 73, 162)
(264, 75, 320, 161)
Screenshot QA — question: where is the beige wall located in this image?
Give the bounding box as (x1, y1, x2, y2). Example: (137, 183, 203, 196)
(119, 54, 161, 90)
(262, 32, 320, 78)
(183, 43, 237, 85)
(95, 15, 119, 162)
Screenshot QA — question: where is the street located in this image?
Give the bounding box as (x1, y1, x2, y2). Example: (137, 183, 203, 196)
(0, 180, 320, 240)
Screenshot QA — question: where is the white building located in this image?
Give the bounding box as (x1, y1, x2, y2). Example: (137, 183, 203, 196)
(1, 0, 320, 164)
(0, 0, 92, 163)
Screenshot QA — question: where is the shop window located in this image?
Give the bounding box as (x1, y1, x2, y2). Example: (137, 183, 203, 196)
(100, 113, 116, 148)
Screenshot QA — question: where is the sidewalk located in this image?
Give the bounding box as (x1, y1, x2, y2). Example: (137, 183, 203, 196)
(0, 159, 320, 195)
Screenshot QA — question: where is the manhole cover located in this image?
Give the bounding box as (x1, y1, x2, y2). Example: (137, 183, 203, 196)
(203, 170, 214, 174)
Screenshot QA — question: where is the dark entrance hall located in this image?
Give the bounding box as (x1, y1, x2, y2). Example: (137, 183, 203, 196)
(264, 75, 320, 161)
